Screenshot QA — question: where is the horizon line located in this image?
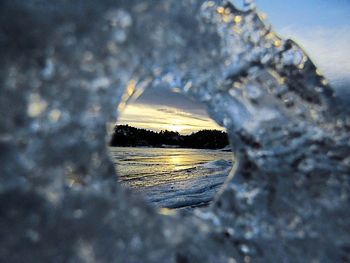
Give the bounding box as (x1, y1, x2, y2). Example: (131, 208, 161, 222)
(114, 124, 227, 135)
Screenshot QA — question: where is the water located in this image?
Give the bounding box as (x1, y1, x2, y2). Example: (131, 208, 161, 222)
(110, 147, 233, 208)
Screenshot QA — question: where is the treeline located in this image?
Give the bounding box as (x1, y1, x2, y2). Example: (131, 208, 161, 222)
(110, 125, 229, 149)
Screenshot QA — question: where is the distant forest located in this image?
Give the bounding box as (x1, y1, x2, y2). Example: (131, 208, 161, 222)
(110, 125, 229, 149)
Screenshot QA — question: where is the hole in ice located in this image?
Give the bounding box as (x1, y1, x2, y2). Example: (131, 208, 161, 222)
(108, 86, 234, 209)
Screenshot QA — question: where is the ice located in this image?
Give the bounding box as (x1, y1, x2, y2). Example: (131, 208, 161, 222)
(1, 0, 350, 262)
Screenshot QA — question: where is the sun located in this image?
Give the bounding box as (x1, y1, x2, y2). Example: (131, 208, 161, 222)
(169, 124, 184, 133)
(166, 118, 187, 133)
(118, 104, 224, 135)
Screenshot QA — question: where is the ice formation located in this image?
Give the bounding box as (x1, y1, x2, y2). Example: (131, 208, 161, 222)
(1, 0, 349, 262)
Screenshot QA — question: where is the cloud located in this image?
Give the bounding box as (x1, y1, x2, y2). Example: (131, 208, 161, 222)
(135, 86, 204, 111)
(118, 104, 223, 134)
(156, 108, 211, 122)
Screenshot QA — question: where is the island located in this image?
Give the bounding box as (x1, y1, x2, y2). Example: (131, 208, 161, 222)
(110, 125, 229, 149)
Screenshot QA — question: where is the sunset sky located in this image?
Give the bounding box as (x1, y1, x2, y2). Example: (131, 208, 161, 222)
(118, 88, 223, 135)
(118, 0, 349, 134)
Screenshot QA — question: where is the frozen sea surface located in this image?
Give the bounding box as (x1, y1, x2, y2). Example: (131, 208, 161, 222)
(110, 147, 233, 208)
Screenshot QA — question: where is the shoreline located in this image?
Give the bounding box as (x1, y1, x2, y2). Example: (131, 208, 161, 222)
(109, 145, 231, 151)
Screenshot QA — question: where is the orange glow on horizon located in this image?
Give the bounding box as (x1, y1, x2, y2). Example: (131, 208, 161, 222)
(117, 103, 224, 135)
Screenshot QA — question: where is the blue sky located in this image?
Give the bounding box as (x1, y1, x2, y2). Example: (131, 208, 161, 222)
(257, 0, 350, 29)
(257, 0, 350, 86)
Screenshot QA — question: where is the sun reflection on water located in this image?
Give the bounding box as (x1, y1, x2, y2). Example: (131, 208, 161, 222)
(168, 154, 186, 170)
